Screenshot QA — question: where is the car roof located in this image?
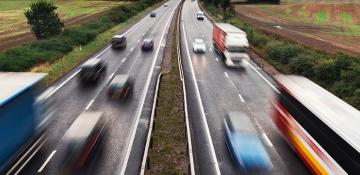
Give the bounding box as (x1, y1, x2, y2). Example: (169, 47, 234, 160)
(0, 72, 46, 106)
(226, 112, 256, 133)
(82, 59, 101, 67)
(143, 39, 153, 43)
(62, 111, 104, 140)
(194, 39, 204, 43)
(112, 34, 125, 39)
(111, 74, 129, 85)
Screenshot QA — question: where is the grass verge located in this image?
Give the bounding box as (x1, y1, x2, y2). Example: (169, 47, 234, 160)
(201, 2, 360, 110)
(146, 2, 188, 174)
(31, 1, 164, 86)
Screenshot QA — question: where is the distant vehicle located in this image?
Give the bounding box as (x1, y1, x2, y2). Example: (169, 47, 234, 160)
(164, 3, 168, 7)
(193, 39, 206, 53)
(0, 73, 49, 173)
(55, 111, 107, 174)
(111, 35, 127, 49)
(79, 59, 106, 83)
(141, 39, 154, 51)
(213, 23, 249, 67)
(197, 11, 204, 20)
(150, 11, 156, 17)
(108, 74, 134, 101)
(224, 112, 272, 172)
(272, 75, 360, 174)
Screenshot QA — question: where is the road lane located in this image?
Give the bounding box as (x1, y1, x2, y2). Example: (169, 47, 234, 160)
(180, 0, 310, 174)
(19, 1, 180, 174)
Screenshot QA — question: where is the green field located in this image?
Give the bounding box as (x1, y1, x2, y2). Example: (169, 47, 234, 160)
(0, 0, 125, 39)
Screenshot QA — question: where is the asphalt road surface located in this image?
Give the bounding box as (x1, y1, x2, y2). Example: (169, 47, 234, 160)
(17, 0, 180, 174)
(180, 0, 311, 174)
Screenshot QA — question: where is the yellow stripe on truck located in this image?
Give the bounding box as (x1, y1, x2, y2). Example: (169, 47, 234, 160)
(288, 130, 328, 175)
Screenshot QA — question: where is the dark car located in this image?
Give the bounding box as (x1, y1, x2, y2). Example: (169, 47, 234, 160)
(223, 112, 272, 172)
(79, 59, 106, 83)
(55, 111, 107, 175)
(150, 11, 156, 17)
(111, 35, 127, 49)
(108, 74, 134, 101)
(141, 39, 154, 51)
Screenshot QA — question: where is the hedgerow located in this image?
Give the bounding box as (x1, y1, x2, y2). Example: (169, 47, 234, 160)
(0, 0, 158, 72)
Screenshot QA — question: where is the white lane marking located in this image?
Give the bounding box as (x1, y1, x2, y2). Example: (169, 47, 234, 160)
(14, 139, 46, 175)
(130, 47, 134, 51)
(6, 134, 47, 175)
(85, 99, 95, 110)
(247, 62, 279, 93)
(209, 48, 213, 52)
(118, 4, 178, 175)
(122, 57, 127, 63)
(216, 58, 219, 62)
(262, 133, 274, 147)
(224, 72, 230, 78)
(37, 150, 56, 173)
(238, 94, 245, 103)
(224, 72, 237, 90)
(108, 72, 115, 80)
(182, 22, 221, 175)
(45, 10, 150, 98)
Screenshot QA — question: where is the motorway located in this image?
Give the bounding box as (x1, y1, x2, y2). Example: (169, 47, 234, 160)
(15, 0, 181, 174)
(180, 0, 310, 174)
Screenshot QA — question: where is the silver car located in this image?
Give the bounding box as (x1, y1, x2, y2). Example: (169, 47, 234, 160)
(193, 39, 206, 53)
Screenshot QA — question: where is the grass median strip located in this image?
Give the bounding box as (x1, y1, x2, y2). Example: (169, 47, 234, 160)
(146, 4, 188, 175)
(31, 2, 164, 86)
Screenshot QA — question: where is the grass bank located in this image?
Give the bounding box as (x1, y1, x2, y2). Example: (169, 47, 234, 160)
(201, 2, 360, 110)
(146, 2, 188, 174)
(0, 0, 160, 86)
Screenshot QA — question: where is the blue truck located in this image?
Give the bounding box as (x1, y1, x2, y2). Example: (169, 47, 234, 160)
(0, 72, 50, 173)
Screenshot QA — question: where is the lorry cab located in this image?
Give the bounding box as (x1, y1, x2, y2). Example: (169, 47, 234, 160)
(213, 23, 250, 68)
(111, 34, 127, 49)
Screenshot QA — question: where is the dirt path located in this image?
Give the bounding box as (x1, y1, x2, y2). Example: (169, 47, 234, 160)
(0, 10, 109, 52)
(234, 6, 360, 56)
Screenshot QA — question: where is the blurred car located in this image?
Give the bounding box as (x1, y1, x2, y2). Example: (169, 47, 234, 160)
(111, 34, 126, 49)
(150, 11, 156, 17)
(79, 59, 106, 83)
(193, 39, 206, 53)
(164, 3, 168, 7)
(197, 11, 204, 20)
(141, 39, 154, 51)
(223, 112, 272, 172)
(56, 111, 107, 175)
(108, 74, 134, 101)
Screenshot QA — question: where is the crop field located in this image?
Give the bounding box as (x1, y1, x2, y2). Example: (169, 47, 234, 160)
(234, 0, 360, 55)
(0, 0, 125, 51)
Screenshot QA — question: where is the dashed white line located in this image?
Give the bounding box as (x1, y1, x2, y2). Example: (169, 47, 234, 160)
(216, 58, 219, 62)
(130, 47, 134, 51)
(37, 150, 56, 173)
(108, 72, 115, 80)
(224, 72, 230, 78)
(85, 99, 95, 110)
(238, 94, 245, 103)
(262, 133, 274, 147)
(122, 57, 127, 63)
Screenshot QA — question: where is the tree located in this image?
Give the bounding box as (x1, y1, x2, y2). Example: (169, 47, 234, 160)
(24, 0, 64, 39)
(221, 0, 231, 21)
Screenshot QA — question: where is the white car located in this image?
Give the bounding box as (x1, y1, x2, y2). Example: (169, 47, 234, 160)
(197, 11, 204, 20)
(193, 39, 206, 53)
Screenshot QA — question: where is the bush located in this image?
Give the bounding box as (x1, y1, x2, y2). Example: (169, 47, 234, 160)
(31, 38, 73, 53)
(62, 28, 97, 45)
(265, 42, 304, 64)
(333, 81, 355, 98)
(251, 33, 269, 48)
(289, 53, 316, 77)
(341, 63, 360, 87)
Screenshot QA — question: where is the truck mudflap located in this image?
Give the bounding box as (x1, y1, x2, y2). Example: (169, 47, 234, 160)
(2, 131, 47, 175)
